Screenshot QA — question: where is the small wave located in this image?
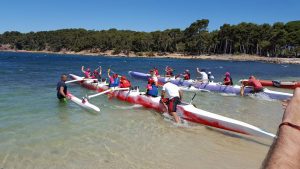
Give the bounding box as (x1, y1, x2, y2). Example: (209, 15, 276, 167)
(162, 113, 189, 127)
(248, 93, 275, 102)
(219, 93, 237, 97)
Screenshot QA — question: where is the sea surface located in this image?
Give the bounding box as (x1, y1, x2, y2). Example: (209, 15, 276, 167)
(0, 51, 300, 169)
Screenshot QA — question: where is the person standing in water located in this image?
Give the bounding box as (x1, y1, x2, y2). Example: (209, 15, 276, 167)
(56, 74, 69, 102)
(240, 76, 263, 96)
(161, 81, 183, 123)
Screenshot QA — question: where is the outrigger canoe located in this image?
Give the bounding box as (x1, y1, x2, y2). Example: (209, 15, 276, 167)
(69, 74, 275, 139)
(128, 71, 293, 101)
(241, 79, 300, 90)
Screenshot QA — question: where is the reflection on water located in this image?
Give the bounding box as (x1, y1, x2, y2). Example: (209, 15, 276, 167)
(1, 52, 299, 169)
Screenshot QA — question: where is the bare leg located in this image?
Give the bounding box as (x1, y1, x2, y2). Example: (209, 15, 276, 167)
(170, 112, 180, 123)
(240, 85, 245, 96)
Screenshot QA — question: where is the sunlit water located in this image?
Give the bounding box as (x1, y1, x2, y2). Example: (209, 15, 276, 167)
(0, 52, 300, 169)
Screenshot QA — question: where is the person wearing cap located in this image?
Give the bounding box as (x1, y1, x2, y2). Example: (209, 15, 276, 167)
(108, 68, 120, 88)
(182, 70, 191, 80)
(196, 68, 208, 83)
(120, 76, 131, 88)
(81, 66, 91, 78)
(146, 78, 159, 97)
(223, 72, 233, 85)
(207, 72, 214, 82)
(240, 75, 263, 96)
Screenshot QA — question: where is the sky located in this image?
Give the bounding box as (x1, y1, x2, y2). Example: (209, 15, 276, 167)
(0, 0, 299, 33)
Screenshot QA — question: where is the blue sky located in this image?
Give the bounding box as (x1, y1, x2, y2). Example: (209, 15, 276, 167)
(0, 0, 299, 33)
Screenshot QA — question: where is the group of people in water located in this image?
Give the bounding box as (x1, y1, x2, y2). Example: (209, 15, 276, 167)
(57, 65, 265, 123)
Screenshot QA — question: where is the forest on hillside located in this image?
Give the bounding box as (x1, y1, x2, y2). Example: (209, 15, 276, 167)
(0, 19, 299, 57)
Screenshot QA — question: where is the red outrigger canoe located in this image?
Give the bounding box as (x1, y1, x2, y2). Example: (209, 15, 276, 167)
(243, 79, 300, 89)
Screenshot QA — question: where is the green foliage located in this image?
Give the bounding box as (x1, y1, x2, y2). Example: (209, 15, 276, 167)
(0, 19, 299, 57)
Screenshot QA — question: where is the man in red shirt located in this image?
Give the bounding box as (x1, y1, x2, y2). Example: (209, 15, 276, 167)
(240, 76, 263, 96)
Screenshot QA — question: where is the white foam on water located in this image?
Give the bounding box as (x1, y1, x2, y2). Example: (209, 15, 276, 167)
(220, 93, 237, 97)
(248, 93, 275, 102)
(162, 113, 189, 128)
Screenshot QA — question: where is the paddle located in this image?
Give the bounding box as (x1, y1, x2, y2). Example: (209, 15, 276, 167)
(189, 93, 197, 104)
(87, 87, 130, 99)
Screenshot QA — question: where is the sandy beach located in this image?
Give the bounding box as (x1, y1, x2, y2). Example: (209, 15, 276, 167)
(1, 49, 300, 64)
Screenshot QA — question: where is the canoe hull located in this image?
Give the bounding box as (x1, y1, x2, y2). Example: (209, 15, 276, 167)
(70, 74, 275, 138)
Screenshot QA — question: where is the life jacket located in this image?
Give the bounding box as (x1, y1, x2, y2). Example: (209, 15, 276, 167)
(224, 76, 233, 85)
(120, 79, 131, 88)
(91, 70, 99, 79)
(166, 71, 173, 76)
(147, 84, 158, 97)
(109, 77, 120, 87)
(154, 69, 159, 76)
(249, 79, 263, 91)
(183, 72, 190, 80)
(84, 71, 91, 78)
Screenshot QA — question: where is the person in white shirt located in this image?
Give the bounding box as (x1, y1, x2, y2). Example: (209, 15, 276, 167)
(161, 82, 183, 123)
(196, 68, 208, 83)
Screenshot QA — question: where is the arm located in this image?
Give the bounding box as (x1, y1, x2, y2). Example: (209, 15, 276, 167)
(196, 68, 201, 74)
(263, 88, 300, 169)
(161, 90, 166, 98)
(81, 66, 85, 73)
(99, 66, 102, 76)
(59, 86, 67, 98)
(107, 68, 111, 78)
(179, 90, 183, 101)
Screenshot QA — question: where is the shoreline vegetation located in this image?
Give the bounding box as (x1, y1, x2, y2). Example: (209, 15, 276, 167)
(1, 49, 300, 64)
(0, 19, 299, 64)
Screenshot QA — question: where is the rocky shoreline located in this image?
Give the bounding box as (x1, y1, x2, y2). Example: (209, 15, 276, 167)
(1, 49, 300, 64)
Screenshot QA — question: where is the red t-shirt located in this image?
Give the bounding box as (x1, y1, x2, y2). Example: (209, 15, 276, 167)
(248, 79, 263, 91)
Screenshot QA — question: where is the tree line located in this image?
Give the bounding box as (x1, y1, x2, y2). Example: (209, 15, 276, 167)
(0, 19, 299, 57)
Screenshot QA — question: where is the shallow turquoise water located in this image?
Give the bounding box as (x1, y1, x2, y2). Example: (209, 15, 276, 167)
(0, 52, 300, 169)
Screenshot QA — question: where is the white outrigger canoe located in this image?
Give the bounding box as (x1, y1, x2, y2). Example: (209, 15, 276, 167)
(129, 71, 293, 101)
(69, 74, 275, 139)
